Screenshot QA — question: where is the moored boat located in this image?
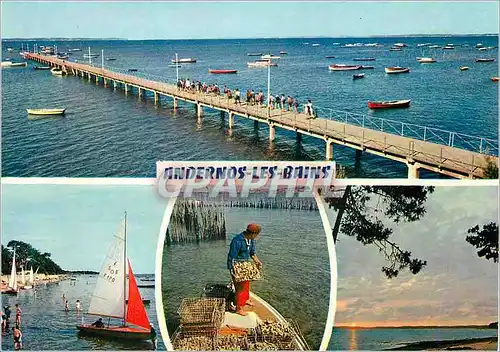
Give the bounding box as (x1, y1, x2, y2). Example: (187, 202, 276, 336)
(385, 66, 410, 74)
(417, 57, 436, 63)
(353, 57, 376, 61)
(83, 54, 100, 58)
(279, 51, 288, 55)
(329, 64, 362, 71)
(368, 99, 411, 109)
(209, 69, 238, 74)
(76, 214, 152, 341)
(443, 46, 455, 50)
(478, 47, 488, 51)
(4, 250, 19, 295)
(360, 65, 374, 69)
(261, 54, 280, 60)
(247, 53, 262, 56)
(69, 48, 82, 52)
(389, 47, 402, 51)
(51, 67, 65, 76)
(325, 55, 336, 59)
(353, 73, 365, 80)
(475, 58, 495, 62)
(2, 61, 27, 68)
(171, 58, 196, 63)
(459, 66, 469, 71)
(128, 68, 138, 72)
(247, 60, 277, 68)
(492, 77, 499, 82)
(428, 45, 441, 49)
(106, 58, 117, 61)
(33, 66, 51, 70)
(27, 108, 66, 115)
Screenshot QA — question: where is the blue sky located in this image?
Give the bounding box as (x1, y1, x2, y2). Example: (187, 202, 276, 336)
(1, 1, 498, 39)
(2, 184, 166, 274)
(326, 186, 498, 326)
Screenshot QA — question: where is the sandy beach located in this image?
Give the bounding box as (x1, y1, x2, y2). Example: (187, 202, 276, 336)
(390, 336, 498, 350)
(1, 273, 69, 288)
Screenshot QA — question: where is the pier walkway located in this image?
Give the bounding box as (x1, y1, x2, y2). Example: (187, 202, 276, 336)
(26, 53, 498, 179)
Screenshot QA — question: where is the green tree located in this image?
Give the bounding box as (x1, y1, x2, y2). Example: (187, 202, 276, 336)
(324, 186, 434, 278)
(466, 222, 498, 263)
(483, 158, 499, 179)
(5, 240, 65, 274)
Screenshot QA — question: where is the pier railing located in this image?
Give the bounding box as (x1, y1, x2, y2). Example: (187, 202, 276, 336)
(86, 62, 499, 157)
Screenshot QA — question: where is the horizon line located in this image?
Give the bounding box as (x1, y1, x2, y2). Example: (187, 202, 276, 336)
(2, 33, 499, 41)
(335, 323, 496, 329)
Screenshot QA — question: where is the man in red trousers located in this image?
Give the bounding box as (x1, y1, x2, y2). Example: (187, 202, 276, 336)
(227, 223, 263, 316)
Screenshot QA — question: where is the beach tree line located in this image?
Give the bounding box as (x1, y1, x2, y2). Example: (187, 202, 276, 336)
(2, 240, 64, 275)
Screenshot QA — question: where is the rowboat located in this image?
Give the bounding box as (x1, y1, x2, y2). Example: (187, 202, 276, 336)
(27, 108, 66, 115)
(385, 66, 410, 74)
(329, 64, 362, 71)
(353, 58, 376, 61)
(77, 214, 152, 341)
(209, 69, 238, 74)
(475, 58, 495, 63)
(459, 66, 469, 71)
(170, 283, 309, 351)
(33, 66, 51, 70)
(417, 57, 436, 63)
(171, 58, 196, 63)
(51, 67, 65, 76)
(353, 73, 365, 80)
(247, 53, 262, 56)
(492, 77, 499, 82)
(368, 99, 411, 109)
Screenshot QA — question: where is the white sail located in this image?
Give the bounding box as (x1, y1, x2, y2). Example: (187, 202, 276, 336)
(8, 251, 17, 290)
(30, 266, 34, 285)
(88, 220, 126, 319)
(21, 267, 26, 285)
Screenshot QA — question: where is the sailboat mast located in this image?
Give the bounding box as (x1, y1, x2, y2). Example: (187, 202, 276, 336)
(123, 211, 127, 326)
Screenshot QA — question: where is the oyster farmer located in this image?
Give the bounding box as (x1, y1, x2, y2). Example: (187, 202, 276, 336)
(227, 223, 263, 316)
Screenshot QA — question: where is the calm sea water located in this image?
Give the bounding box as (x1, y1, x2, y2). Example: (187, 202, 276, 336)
(0, 275, 164, 350)
(2, 36, 498, 178)
(162, 206, 330, 349)
(329, 327, 498, 350)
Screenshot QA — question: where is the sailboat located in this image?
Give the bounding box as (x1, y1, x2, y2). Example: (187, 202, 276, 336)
(30, 266, 35, 288)
(4, 251, 19, 295)
(76, 214, 152, 340)
(20, 266, 33, 290)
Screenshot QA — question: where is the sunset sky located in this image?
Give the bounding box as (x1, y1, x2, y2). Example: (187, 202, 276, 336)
(327, 186, 498, 327)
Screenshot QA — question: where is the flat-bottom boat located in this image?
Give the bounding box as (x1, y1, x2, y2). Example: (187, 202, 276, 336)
(368, 99, 411, 109)
(27, 109, 66, 115)
(171, 283, 309, 350)
(209, 69, 238, 74)
(353, 73, 365, 80)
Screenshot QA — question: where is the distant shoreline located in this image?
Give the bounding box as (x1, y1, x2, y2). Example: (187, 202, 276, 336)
(335, 325, 496, 329)
(2, 34, 498, 41)
(387, 336, 498, 350)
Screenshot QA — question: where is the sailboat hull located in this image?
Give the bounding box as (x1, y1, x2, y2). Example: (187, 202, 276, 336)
(2, 289, 18, 295)
(76, 325, 151, 340)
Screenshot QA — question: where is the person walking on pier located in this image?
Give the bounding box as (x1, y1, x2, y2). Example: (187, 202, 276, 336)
(280, 94, 286, 111)
(234, 89, 241, 104)
(268, 94, 275, 110)
(293, 98, 299, 113)
(287, 96, 293, 111)
(227, 223, 263, 316)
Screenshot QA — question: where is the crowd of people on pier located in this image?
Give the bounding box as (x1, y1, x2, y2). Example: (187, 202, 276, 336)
(176, 78, 316, 118)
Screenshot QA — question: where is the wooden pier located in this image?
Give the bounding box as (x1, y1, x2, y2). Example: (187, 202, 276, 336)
(25, 53, 498, 179)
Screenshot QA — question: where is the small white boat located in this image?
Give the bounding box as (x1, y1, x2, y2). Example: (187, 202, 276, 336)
(417, 57, 436, 63)
(51, 67, 65, 76)
(171, 58, 196, 63)
(394, 43, 407, 47)
(478, 47, 488, 51)
(312, 43, 320, 47)
(459, 66, 469, 71)
(1, 61, 27, 68)
(443, 46, 455, 50)
(27, 108, 66, 115)
(69, 48, 82, 52)
(83, 53, 100, 58)
(428, 45, 441, 49)
(385, 66, 410, 74)
(248, 61, 277, 67)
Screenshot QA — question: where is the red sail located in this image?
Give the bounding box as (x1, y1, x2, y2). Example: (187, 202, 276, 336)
(126, 260, 151, 330)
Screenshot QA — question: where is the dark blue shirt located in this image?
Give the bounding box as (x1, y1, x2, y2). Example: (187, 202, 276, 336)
(227, 233, 256, 269)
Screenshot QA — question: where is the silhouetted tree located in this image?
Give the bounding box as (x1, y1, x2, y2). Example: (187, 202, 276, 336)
(3, 240, 64, 275)
(324, 186, 434, 278)
(466, 222, 498, 263)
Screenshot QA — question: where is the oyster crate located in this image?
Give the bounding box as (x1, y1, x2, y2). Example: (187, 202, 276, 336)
(203, 283, 235, 311)
(216, 333, 249, 351)
(231, 259, 263, 283)
(171, 326, 217, 351)
(178, 297, 226, 328)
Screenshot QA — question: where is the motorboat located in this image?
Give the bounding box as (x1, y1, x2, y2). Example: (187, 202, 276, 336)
(2, 61, 27, 68)
(69, 48, 82, 52)
(312, 43, 320, 46)
(459, 66, 469, 71)
(417, 57, 436, 63)
(209, 69, 238, 74)
(475, 58, 495, 62)
(385, 66, 410, 74)
(353, 58, 376, 61)
(368, 99, 411, 109)
(353, 73, 365, 80)
(328, 64, 362, 71)
(475, 43, 484, 48)
(171, 58, 196, 63)
(57, 55, 69, 59)
(27, 108, 66, 115)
